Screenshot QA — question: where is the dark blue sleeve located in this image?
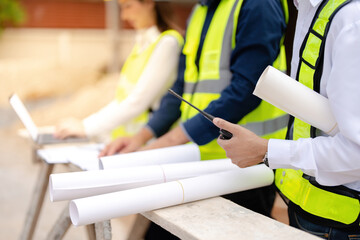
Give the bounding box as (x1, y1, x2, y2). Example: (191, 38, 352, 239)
(146, 52, 186, 137)
(183, 0, 287, 145)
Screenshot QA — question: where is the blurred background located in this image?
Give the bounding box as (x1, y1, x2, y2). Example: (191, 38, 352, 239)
(0, 0, 194, 239)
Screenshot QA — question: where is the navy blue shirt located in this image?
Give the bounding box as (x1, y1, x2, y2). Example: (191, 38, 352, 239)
(147, 0, 286, 145)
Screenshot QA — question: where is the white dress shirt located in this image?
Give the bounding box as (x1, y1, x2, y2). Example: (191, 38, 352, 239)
(269, 0, 360, 191)
(83, 26, 181, 139)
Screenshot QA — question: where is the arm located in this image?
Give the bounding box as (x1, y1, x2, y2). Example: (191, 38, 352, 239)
(183, 0, 287, 145)
(83, 35, 181, 137)
(99, 44, 186, 156)
(214, 16, 360, 187)
(140, 54, 188, 150)
(269, 19, 360, 186)
(143, 0, 287, 149)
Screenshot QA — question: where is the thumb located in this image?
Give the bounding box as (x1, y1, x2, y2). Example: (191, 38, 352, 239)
(213, 118, 236, 132)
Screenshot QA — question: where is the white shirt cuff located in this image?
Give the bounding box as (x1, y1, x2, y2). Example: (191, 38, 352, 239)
(268, 138, 292, 169)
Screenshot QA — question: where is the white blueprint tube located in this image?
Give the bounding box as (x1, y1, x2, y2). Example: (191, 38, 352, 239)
(69, 164, 274, 226)
(50, 159, 237, 202)
(99, 143, 201, 170)
(254, 66, 338, 136)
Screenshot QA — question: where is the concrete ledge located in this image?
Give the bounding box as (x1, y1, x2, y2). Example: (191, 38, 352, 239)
(142, 197, 320, 240)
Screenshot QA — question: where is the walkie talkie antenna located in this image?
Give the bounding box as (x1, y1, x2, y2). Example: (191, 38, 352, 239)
(168, 89, 233, 140)
(168, 89, 214, 122)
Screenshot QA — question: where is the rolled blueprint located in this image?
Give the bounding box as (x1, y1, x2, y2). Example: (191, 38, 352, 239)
(69, 164, 273, 226)
(50, 159, 237, 202)
(99, 143, 200, 170)
(253, 66, 338, 136)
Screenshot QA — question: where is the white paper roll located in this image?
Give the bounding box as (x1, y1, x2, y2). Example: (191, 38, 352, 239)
(99, 144, 201, 170)
(49, 165, 162, 202)
(50, 159, 237, 202)
(254, 66, 338, 136)
(69, 164, 274, 226)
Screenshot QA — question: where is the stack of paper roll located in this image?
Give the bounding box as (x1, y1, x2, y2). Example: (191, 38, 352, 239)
(48, 143, 275, 226)
(69, 164, 274, 226)
(50, 158, 238, 202)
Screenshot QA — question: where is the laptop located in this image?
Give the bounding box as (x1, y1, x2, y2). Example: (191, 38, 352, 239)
(9, 93, 88, 145)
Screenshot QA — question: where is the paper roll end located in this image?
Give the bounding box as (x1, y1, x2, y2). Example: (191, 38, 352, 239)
(327, 123, 339, 136)
(69, 201, 80, 226)
(253, 65, 274, 97)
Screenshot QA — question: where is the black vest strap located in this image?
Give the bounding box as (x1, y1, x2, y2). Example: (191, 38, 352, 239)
(286, 0, 352, 139)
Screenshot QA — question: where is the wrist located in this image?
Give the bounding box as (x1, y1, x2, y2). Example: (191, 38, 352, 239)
(136, 127, 153, 145)
(261, 139, 269, 166)
(263, 151, 269, 167)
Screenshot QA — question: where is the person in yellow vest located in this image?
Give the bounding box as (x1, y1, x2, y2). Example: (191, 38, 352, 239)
(213, 0, 360, 239)
(54, 0, 183, 142)
(102, 0, 287, 219)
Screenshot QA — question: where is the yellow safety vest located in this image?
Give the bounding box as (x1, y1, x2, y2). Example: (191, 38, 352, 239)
(111, 30, 183, 139)
(181, 0, 289, 160)
(275, 0, 360, 227)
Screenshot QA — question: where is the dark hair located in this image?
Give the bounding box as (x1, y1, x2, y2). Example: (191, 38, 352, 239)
(154, 2, 184, 35)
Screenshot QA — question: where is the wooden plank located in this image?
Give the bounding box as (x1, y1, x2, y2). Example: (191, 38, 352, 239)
(86, 224, 96, 240)
(46, 207, 72, 240)
(126, 214, 151, 240)
(142, 197, 320, 240)
(95, 221, 112, 240)
(31, 143, 42, 164)
(20, 162, 54, 240)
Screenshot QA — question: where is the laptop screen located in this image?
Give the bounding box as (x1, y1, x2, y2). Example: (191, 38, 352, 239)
(9, 94, 39, 141)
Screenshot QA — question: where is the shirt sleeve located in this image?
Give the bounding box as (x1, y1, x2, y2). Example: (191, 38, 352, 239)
(83, 35, 181, 137)
(183, 0, 287, 145)
(269, 18, 360, 186)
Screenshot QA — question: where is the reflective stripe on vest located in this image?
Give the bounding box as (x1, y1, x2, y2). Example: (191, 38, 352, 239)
(275, 169, 360, 225)
(111, 30, 184, 139)
(181, 0, 289, 160)
(293, 0, 351, 140)
(275, 0, 360, 226)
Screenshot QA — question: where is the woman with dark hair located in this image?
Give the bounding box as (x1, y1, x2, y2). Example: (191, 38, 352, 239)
(54, 0, 184, 142)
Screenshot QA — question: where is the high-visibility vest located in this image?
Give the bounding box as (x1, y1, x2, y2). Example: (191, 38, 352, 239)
(111, 30, 183, 139)
(275, 0, 360, 227)
(181, 0, 289, 160)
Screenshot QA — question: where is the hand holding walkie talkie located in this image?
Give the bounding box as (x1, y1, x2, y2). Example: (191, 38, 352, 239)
(168, 89, 233, 140)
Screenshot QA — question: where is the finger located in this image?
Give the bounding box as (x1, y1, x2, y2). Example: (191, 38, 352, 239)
(107, 142, 125, 156)
(213, 118, 235, 131)
(119, 143, 137, 154)
(98, 149, 106, 157)
(98, 144, 111, 157)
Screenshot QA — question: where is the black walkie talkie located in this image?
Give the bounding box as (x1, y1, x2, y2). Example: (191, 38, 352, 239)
(168, 89, 233, 140)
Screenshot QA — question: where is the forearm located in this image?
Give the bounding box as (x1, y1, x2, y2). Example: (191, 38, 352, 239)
(84, 36, 180, 138)
(269, 134, 360, 186)
(142, 126, 189, 150)
(269, 22, 360, 187)
(134, 126, 154, 146)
